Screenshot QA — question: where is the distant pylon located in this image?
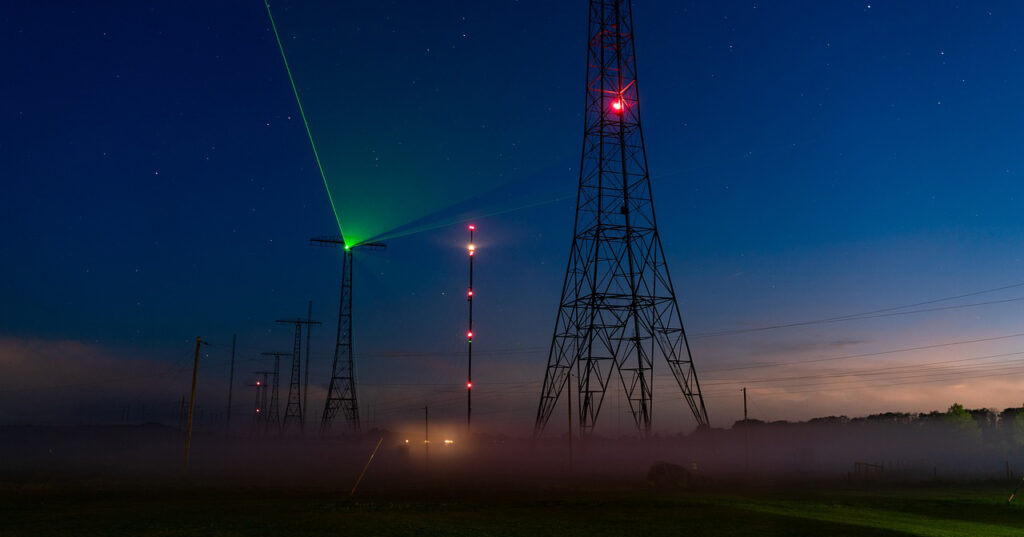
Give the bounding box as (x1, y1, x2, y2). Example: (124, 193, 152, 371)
(276, 316, 321, 434)
(312, 237, 385, 435)
(535, 0, 709, 436)
(261, 352, 290, 434)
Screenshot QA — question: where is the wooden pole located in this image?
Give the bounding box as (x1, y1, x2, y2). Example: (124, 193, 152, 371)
(184, 336, 203, 472)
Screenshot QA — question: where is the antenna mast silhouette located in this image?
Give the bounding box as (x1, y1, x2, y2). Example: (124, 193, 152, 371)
(261, 351, 290, 434)
(312, 237, 386, 435)
(252, 371, 271, 433)
(275, 316, 321, 434)
(535, 0, 709, 436)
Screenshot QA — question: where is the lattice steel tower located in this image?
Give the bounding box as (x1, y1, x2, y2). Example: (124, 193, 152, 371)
(313, 238, 385, 435)
(260, 352, 289, 433)
(535, 0, 709, 436)
(276, 317, 320, 434)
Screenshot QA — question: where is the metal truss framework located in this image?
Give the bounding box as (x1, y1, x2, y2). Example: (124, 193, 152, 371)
(535, 0, 709, 436)
(314, 239, 385, 435)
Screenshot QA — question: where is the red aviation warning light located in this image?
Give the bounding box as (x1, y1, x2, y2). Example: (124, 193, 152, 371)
(467, 288, 473, 297)
(466, 330, 473, 340)
(611, 99, 625, 113)
(466, 381, 473, 389)
(468, 224, 476, 231)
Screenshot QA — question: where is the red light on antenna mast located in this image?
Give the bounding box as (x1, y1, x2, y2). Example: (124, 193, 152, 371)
(467, 331, 473, 339)
(611, 99, 624, 112)
(468, 224, 476, 231)
(467, 288, 473, 297)
(467, 381, 473, 389)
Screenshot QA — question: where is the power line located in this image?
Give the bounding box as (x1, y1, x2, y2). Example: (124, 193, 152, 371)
(703, 360, 1024, 395)
(693, 295, 1024, 339)
(727, 365, 1024, 398)
(702, 350, 1024, 385)
(703, 331, 1024, 373)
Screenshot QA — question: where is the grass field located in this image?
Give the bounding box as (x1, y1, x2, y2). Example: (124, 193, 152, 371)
(3, 481, 1024, 536)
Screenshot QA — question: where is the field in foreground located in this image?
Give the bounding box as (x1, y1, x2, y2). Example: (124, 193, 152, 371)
(3, 482, 1024, 536)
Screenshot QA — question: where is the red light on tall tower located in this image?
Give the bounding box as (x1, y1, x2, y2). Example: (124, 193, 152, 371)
(467, 288, 473, 297)
(468, 224, 476, 231)
(466, 381, 472, 389)
(466, 330, 473, 339)
(611, 99, 624, 112)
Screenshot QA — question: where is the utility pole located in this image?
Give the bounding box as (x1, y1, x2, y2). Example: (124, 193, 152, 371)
(184, 336, 208, 472)
(226, 334, 236, 429)
(466, 224, 476, 435)
(743, 387, 750, 472)
(252, 371, 271, 433)
(250, 376, 264, 425)
(743, 387, 748, 421)
(303, 301, 313, 430)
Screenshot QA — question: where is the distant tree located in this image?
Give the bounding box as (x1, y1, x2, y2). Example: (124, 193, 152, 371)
(999, 407, 1024, 448)
(946, 403, 982, 441)
(867, 412, 913, 424)
(1011, 414, 1024, 448)
(731, 418, 764, 429)
(807, 415, 849, 426)
(967, 408, 998, 445)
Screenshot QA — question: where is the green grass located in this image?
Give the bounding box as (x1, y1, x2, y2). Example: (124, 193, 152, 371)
(2, 483, 1023, 536)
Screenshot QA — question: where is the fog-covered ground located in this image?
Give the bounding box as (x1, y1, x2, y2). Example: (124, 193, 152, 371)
(4, 405, 1024, 488)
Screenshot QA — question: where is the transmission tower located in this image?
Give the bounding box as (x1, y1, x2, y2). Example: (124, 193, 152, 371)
(535, 0, 709, 436)
(311, 237, 386, 435)
(275, 316, 321, 434)
(261, 352, 289, 434)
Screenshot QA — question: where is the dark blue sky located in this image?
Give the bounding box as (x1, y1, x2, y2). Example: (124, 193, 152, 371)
(4, 1, 1024, 434)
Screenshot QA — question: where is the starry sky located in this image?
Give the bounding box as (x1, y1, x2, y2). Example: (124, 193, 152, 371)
(4, 1, 1024, 436)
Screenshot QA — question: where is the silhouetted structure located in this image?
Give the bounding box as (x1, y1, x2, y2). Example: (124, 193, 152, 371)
(311, 237, 386, 435)
(252, 371, 271, 433)
(261, 352, 290, 434)
(536, 0, 709, 436)
(275, 316, 320, 434)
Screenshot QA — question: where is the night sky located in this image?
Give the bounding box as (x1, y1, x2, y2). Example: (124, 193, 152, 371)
(5, 1, 1024, 436)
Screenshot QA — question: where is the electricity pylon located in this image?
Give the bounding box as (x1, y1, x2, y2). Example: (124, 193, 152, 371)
(261, 351, 290, 434)
(312, 237, 386, 435)
(535, 0, 709, 436)
(275, 316, 320, 434)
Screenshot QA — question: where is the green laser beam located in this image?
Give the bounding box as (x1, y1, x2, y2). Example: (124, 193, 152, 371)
(263, 0, 346, 246)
